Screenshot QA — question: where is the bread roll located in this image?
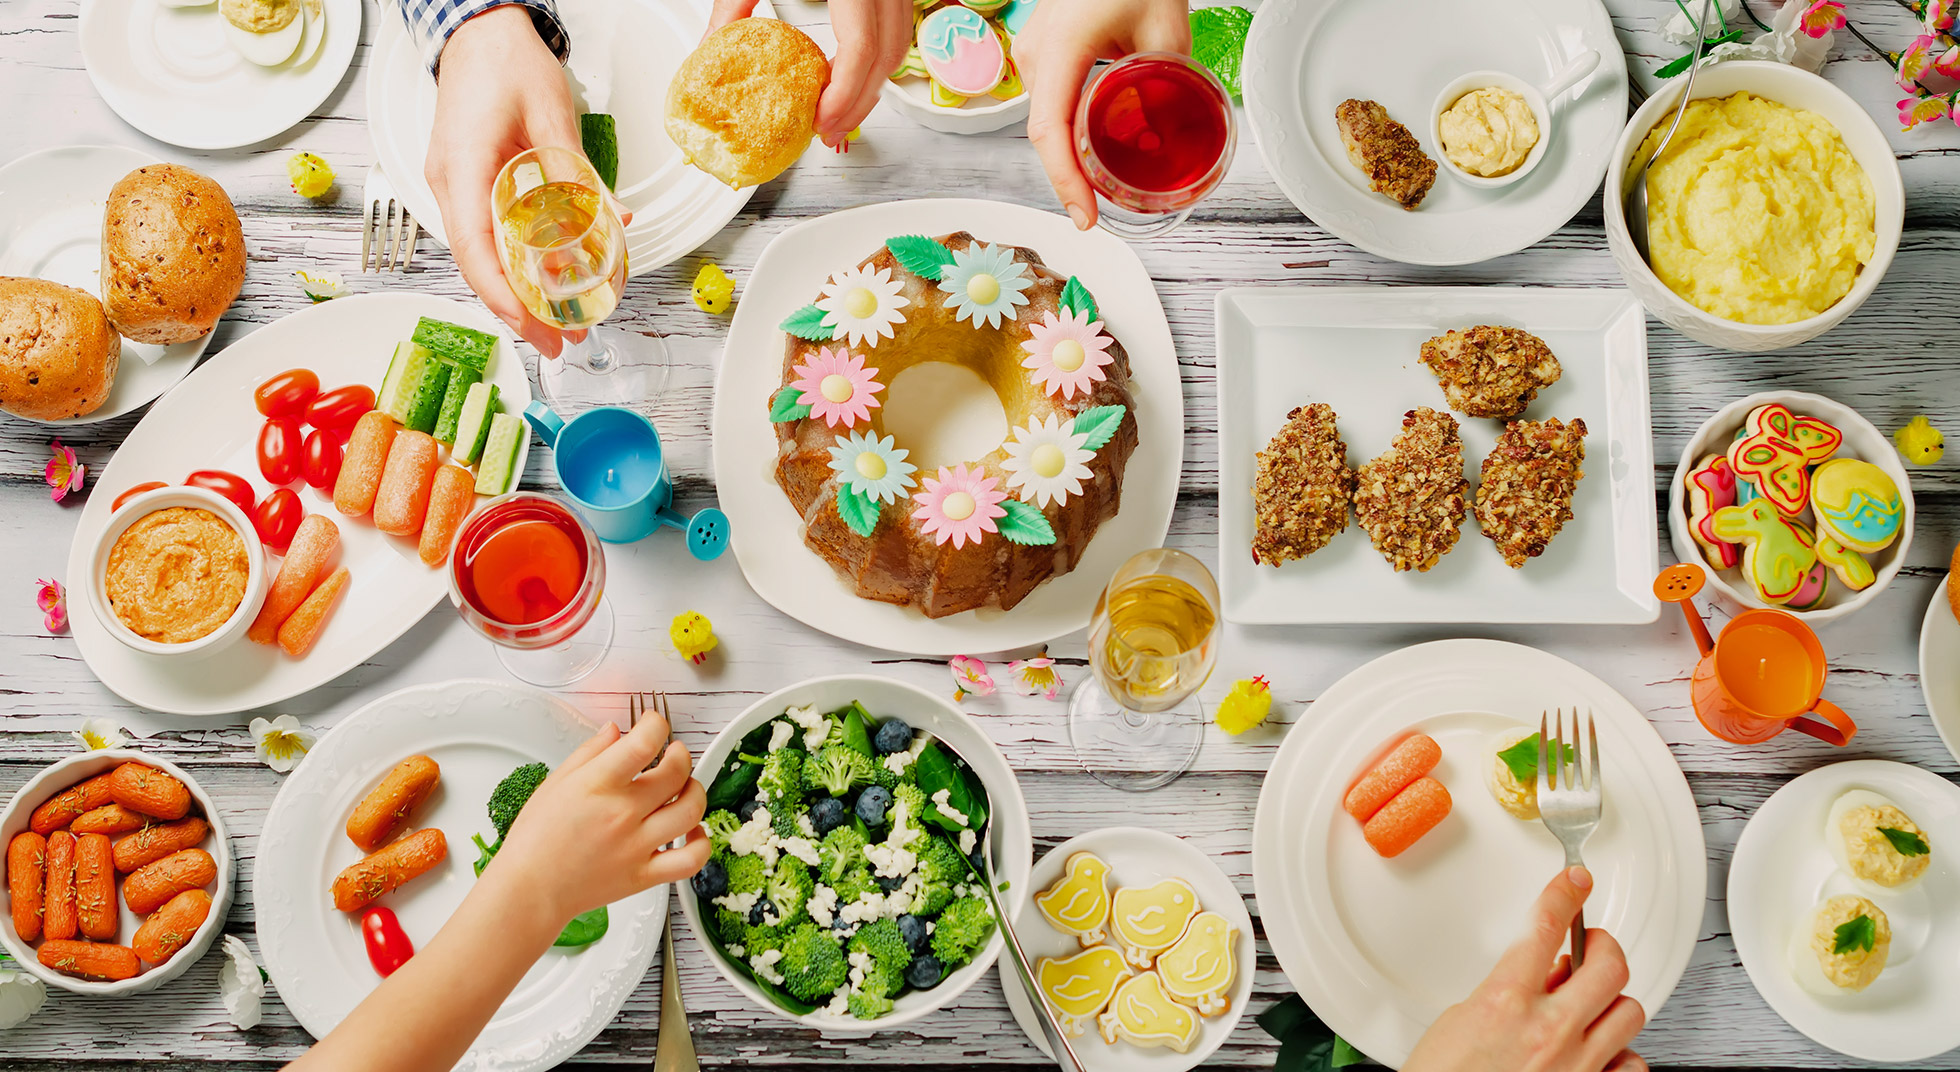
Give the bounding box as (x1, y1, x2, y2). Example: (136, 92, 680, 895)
(0, 278, 121, 421)
(101, 164, 246, 345)
(665, 18, 828, 189)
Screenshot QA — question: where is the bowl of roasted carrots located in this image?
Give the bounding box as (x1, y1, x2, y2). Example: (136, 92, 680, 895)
(1, 749, 233, 994)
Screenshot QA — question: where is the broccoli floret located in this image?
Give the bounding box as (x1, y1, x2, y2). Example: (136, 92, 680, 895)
(488, 762, 550, 841)
(773, 809, 803, 838)
(892, 783, 928, 834)
(848, 918, 914, 977)
(703, 809, 743, 852)
(861, 960, 905, 1000)
(768, 857, 815, 927)
(929, 896, 995, 968)
(714, 907, 749, 946)
(819, 826, 868, 882)
(745, 921, 787, 952)
(805, 745, 876, 797)
(870, 763, 902, 791)
(911, 881, 955, 917)
(831, 867, 879, 904)
(916, 835, 968, 886)
(848, 987, 896, 1020)
(758, 750, 804, 808)
(779, 923, 849, 1002)
(726, 854, 769, 896)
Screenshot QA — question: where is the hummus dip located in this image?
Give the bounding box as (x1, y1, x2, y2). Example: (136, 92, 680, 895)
(1439, 87, 1540, 177)
(1837, 802, 1932, 888)
(105, 506, 250, 645)
(1807, 894, 1890, 991)
(221, 0, 298, 34)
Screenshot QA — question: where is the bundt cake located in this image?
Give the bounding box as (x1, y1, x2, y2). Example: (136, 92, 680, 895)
(770, 231, 1139, 618)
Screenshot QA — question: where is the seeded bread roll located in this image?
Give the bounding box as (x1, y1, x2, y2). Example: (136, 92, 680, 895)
(101, 164, 246, 345)
(665, 18, 828, 189)
(0, 277, 121, 421)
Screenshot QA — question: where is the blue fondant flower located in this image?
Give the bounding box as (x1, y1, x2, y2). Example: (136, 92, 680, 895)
(937, 242, 1032, 329)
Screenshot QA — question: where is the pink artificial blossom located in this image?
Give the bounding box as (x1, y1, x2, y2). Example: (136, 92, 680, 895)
(36, 578, 67, 634)
(950, 655, 995, 702)
(1798, 0, 1847, 38)
(1934, 42, 1960, 78)
(1923, 0, 1956, 33)
(1007, 652, 1062, 700)
(1898, 33, 1944, 90)
(1898, 91, 1953, 130)
(44, 440, 84, 503)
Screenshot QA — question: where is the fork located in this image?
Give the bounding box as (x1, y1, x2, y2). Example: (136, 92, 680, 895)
(1538, 707, 1602, 969)
(630, 692, 698, 1072)
(361, 165, 418, 273)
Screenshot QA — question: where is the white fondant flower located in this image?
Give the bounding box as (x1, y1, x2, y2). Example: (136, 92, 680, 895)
(828, 431, 919, 505)
(0, 967, 47, 1030)
(938, 243, 1032, 329)
(73, 718, 128, 751)
(218, 935, 265, 1031)
(251, 715, 315, 773)
(817, 264, 910, 348)
(999, 413, 1096, 507)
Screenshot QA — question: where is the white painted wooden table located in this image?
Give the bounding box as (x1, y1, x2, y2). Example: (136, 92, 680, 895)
(2, 0, 1956, 1067)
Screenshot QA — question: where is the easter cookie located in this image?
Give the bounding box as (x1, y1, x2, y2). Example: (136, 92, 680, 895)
(1097, 970, 1201, 1053)
(1711, 499, 1820, 606)
(960, 0, 1012, 14)
(1155, 911, 1239, 1016)
(1034, 850, 1113, 946)
(1684, 453, 1741, 569)
(1110, 878, 1202, 968)
(1785, 549, 1830, 611)
(991, 42, 1025, 101)
(1727, 403, 1842, 516)
(1816, 534, 1875, 591)
(1810, 458, 1902, 554)
(999, 0, 1039, 37)
(929, 79, 969, 108)
(919, 5, 1005, 97)
(1035, 946, 1132, 1036)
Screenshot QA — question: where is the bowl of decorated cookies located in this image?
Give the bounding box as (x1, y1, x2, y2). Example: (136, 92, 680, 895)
(880, 0, 1032, 135)
(1669, 391, 1913, 623)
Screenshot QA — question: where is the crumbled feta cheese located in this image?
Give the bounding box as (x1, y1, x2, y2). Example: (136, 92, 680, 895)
(729, 807, 780, 866)
(959, 829, 976, 856)
(728, 760, 741, 772)
(886, 797, 925, 850)
(820, 992, 850, 1018)
(797, 813, 818, 838)
(785, 703, 832, 750)
(808, 884, 839, 927)
(847, 950, 875, 991)
(768, 720, 795, 752)
(866, 841, 918, 879)
(888, 869, 925, 916)
(714, 889, 762, 915)
(780, 836, 821, 867)
(931, 788, 969, 827)
(750, 949, 785, 985)
(729, 944, 746, 958)
(881, 732, 933, 775)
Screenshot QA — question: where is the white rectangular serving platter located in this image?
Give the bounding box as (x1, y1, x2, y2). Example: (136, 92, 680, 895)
(1216, 286, 1658, 625)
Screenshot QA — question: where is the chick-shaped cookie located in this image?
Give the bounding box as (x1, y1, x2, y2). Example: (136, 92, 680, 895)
(1155, 911, 1239, 1017)
(1034, 851, 1112, 946)
(1109, 878, 1201, 969)
(1035, 946, 1132, 1037)
(1097, 970, 1201, 1053)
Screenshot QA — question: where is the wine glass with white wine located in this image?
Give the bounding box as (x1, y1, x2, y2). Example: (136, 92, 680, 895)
(1066, 548, 1220, 791)
(491, 146, 667, 410)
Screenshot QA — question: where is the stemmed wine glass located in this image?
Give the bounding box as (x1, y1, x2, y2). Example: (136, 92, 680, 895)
(449, 492, 613, 687)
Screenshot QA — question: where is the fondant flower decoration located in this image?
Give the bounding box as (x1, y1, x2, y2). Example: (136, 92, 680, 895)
(0, 964, 47, 1030)
(913, 463, 1007, 548)
(250, 714, 315, 773)
(828, 430, 918, 504)
(938, 242, 1032, 329)
(790, 346, 884, 428)
(1798, 0, 1846, 38)
(35, 578, 67, 634)
(950, 655, 996, 702)
(1021, 308, 1115, 400)
(218, 935, 266, 1030)
(817, 264, 910, 347)
(73, 717, 127, 751)
(1000, 413, 1095, 507)
(1007, 651, 1062, 700)
(45, 440, 84, 503)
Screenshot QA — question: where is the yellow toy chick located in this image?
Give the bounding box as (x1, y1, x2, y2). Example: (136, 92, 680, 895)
(1214, 676, 1271, 735)
(1895, 415, 1944, 465)
(691, 262, 735, 314)
(670, 611, 717, 664)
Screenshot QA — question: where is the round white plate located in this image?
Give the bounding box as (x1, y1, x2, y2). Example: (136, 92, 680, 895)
(1241, 0, 1627, 266)
(1252, 639, 1705, 1068)
(0, 145, 211, 425)
(66, 293, 531, 716)
(1921, 575, 1960, 768)
(1728, 759, 1960, 1062)
(79, 0, 360, 150)
(366, 0, 763, 274)
(710, 198, 1182, 655)
(1000, 827, 1255, 1071)
(257, 680, 667, 1070)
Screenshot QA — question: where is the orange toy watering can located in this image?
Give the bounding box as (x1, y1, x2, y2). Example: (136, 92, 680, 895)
(1654, 564, 1857, 746)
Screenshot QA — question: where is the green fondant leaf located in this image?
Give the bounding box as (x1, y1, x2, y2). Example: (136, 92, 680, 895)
(837, 485, 881, 537)
(996, 499, 1056, 546)
(769, 389, 812, 423)
(1059, 276, 1099, 322)
(886, 235, 954, 281)
(1071, 405, 1126, 450)
(781, 304, 835, 341)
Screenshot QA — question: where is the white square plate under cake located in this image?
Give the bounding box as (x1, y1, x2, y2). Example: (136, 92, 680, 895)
(1215, 286, 1657, 625)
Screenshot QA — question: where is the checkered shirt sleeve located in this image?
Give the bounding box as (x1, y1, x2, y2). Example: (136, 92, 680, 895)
(391, 0, 569, 74)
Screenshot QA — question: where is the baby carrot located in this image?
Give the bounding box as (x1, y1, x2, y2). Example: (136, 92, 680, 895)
(417, 465, 476, 567)
(332, 828, 447, 913)
(134, 888, 212, 966)
(249, 514, 341, 645)
(346, 755, 441, 852)
(8, 831, 46, 942)
(38, 939, 140, 982)
(1362, 777, 1453, 858)
(71, 803, 151, 836)
(43, 831, 77, 940)
(277, 566, 350, 658)
(334, 410, 399, 517)
(124, 848, 218, 916)
(31, 773, 116, 835)
(113, 817, 209, 873)
(108, 762, 191, 821)
(1344, 733, 1443, 822)
(372, 431, 440, 537)
(75, 833, 117, 941)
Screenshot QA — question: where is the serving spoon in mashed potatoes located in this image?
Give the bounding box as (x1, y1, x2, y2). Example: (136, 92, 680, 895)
(1625, 0, 1713, 260)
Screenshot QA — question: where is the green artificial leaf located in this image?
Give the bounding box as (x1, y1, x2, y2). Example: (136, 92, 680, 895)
(1058, 276, 1099, 322)
(837, 485, 881, 537)
(1832, 914, 1877, 956)
(780, 303, 835, 341)
(1259, 995, 1370, 1072)
(836, 702, 875, 758)
(1656, 29, 1747, 77)
(554, 906, 609, 948)
(1331, 1037, 1368, 1067)
(1070, 405, 1127, 450)
(1496, 733, 1574, 786)
(913, 741, 989, 834)
(1189, 6, 1254, 100)
(1878, 826, 1930, 857)
(995, 498, 1057, 546)
(769, 388, 812, 423)
(886, 234, 955, 281)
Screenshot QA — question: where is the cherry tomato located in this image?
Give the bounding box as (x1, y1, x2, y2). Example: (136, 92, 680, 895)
(253, 369, 320, 419)
(251, 488, 303, 550)
(111, 481, 169, 512)
(184, 470, 256, 517)
(361, 906, 415, 978)
(301, 428, 344, 490)
(258, 417, 304, 485)
(306, 384, 377, 430)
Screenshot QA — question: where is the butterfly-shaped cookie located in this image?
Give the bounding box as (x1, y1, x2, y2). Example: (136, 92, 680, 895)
(1726, 403, 1842, 517)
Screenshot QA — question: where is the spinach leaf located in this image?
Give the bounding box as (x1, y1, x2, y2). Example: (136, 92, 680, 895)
(697, 910, 818, 1015)
(836, 702, 875, 758)
(912, 742, 988, 834)
(705, 757, 762, 813)
(1259, 994, 1368, 1072)
(554, 907, 609, 948)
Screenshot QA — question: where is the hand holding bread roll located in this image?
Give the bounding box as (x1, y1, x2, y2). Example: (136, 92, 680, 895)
(0, 278, 121, 420)
(101, 164, 245, 345)
(665, 18, 829, 189)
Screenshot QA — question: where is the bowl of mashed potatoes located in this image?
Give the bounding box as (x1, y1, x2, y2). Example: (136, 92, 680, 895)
(1604, 62, 1902, 352)
(86, 485, 267, 658)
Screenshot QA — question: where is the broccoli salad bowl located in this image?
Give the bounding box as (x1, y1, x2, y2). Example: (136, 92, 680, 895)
(679, 674, 1032, 1030)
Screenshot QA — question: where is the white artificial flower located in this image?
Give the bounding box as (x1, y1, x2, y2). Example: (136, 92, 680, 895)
(294, 269, 344, 303)
(250, 715, 315, 773)
(999, 413, 1096, 508)
(1663, 0, 1741, 45)
(0, 967, 47, 1030)
(218, 935, 265, 1031)
(73, 717, 128, 751)
(815, 264, 909, 348)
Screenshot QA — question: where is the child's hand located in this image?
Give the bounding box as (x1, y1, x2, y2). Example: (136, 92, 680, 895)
(1403, 868, 1648, 1072)
(708, 0, 914, 147)
(484, 713, 710, 926)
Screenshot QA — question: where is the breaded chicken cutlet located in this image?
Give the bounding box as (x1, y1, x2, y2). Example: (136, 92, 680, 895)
(1335, 98, 1437, 210)
(1419, 326, 1563, 419)
(1354, 407, 1468, 572)
(1252, 403, 1354, 566)
(1475, 418, 1588, 568)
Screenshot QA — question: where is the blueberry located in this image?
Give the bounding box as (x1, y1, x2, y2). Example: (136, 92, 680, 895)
(856, 785, 893, 825)
(875, 872, 904, 892)
(748, 900, 769, 926)
(906, 954, 945, 990)
(737, 799, 762, 822)
(810, 796, 847, 836)
(690, 858, 728, 899)
(873, 718, 913, 755)
(897, 914, 929, 953)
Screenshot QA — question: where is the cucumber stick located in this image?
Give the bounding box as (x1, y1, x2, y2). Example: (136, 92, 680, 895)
(432, 364, 484, 444)
(411, 317, 497, 373)
(376, 341, 430, 420)
(475, 413, 523, 496)
(452, 382, 500, 465)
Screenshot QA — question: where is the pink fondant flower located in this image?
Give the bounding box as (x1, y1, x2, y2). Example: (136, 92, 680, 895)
(1898, 91, 1952, 131)
(1007, 651, 1062, 700)
(912, 464, 1007, 549)
(44, 440, 84, 503)
(1020, 308, 1115, 401)
(789, 346, 884, 429)
(950, 655, 995, 702)
(36, 578, 67, 634)
(1798, 0, 1846, 38)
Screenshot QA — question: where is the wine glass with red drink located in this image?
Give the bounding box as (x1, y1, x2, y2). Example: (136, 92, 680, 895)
(1074, 52, 1237, 239)
(450, 492, 614, 687)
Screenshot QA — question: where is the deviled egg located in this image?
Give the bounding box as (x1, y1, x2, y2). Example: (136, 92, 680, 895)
(1825, 789, 1932, 894)
(1485, 724, 1541, 821)
(1790, 894, 1891, 996)
(221, 0, 304, 66)
(291, 0, 326, 66)
(156, 0, 218, 9)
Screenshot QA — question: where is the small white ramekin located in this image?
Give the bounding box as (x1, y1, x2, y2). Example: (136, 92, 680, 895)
(86, 485, 267, 658)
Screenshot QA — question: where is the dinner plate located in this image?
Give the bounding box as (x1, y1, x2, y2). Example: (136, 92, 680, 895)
(1215, 287, 1658, 625)
(710, 198, 1182, 655)
(0, 146, 210, 425)
(366, 0, 763, 274)
(1727, 759, 1960, 1062)
(1241, 0, 1627, 265)
(79, 0, 361, 150)
(1920, 576, 1960, 768)
(256, 679, 667, 1071)
(65, 293, 531, 716)
(1252, 640, 1705, 1068)
(999, 827, 1255, 1071)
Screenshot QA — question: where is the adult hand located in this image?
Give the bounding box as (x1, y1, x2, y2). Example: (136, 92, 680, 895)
(1403, 867, 1648, 1072)
(707, 0, 913, 147)
(426, 5, 583, 357)
(1012, 0, 1191, 230)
